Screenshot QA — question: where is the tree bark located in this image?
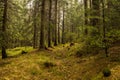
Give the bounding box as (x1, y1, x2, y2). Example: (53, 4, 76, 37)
(33, 1, 37, 48)
(102, 0, 108, 57)
(84, 0, 89, 35)
(58, 2, 61, 44)
(62, 6, 65, 44)
(84, 0, 88, 25)
(2, 0, 8, 59)
(39, 0, 46, 49)
(48, 0, 52, 47)
(91, 0, 100, 27)
(54, 0, 58, 46)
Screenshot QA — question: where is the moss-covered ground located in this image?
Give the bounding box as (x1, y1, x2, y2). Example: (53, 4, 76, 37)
(0, 44, 120, 80)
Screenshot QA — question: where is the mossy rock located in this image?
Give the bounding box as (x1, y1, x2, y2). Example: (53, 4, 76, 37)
(102, 68, 111, 77)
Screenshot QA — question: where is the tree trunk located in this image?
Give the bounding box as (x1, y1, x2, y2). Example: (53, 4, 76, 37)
(54, 0, 58, 46)
(58, 2, 61, 44)
(84, 0, 88, 25)
(91, 0, 100, 27)
(62, 6, 65, 44)
(2, 0, 8, 59)
(48, 0, 52, 47)
(33, 1, 37, 48)
(84, 0, 89, 35)
(39, 0, 46, 49)
(102, 0, 108, 57)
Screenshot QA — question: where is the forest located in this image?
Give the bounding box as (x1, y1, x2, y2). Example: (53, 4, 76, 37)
(0, 0, 120, 80)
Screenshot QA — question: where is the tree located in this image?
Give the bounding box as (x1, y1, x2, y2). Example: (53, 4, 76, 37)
(57, 1, 61, 44)
(1, 0, 8, 59)
(91, 0, 100, 28)
(84, 0, 89, 35)
(62, 5, 65, 44)
(48, 0, 52, 47)
(39, 0, 46, 49)
(54, 0, 58, 46)
(33, 0, 37, 48)
(84, 0, 88, 25)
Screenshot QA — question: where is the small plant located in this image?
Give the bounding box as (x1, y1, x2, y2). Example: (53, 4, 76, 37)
(43, 61, 56, 68)
(102, 68, 111, 77)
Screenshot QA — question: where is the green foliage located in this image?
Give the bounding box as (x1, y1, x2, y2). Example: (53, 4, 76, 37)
(79, 26, 103, 49)
(83, 27, 103, 52)
(106, 30, 120, 43)
(5, 0, 34, 48)
(77, 26, 107, 54)
(85, 36, 103, 48)
(102, 68, 111, 77)
(81, 27, 120, 55)
(64, 32, 77, 42)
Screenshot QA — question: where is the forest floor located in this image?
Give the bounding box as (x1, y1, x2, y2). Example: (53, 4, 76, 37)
(0, 43, 120, 80)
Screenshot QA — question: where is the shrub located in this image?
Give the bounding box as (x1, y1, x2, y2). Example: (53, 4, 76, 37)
(102, 68, 111, 77)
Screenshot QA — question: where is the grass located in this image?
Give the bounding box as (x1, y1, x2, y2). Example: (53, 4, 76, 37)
(0, 44, 120, 80)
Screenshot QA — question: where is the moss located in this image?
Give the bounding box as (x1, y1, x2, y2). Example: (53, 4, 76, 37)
(31, 69, 38, 75)
(43, 61, 56, 68)
(6, 47, 34, 56)
(21, 50, 28, 54)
